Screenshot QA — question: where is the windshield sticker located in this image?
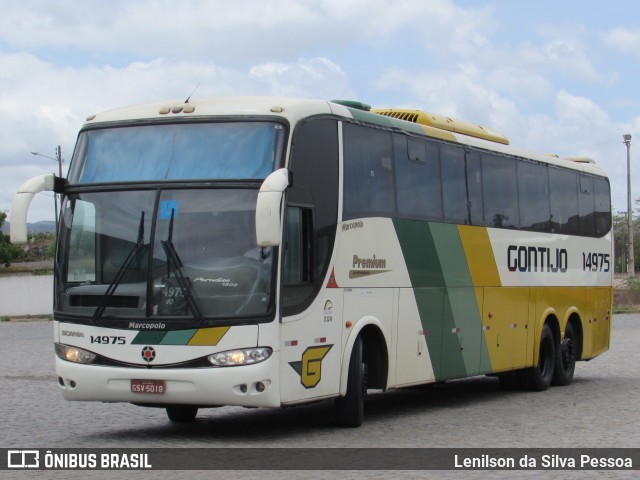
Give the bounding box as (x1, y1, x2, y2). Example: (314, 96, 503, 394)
(159, 200, 179, 219)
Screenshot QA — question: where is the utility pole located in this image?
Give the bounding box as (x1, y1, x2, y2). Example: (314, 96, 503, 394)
(624, 134, 634, 278)
(56, 145, 63, 178)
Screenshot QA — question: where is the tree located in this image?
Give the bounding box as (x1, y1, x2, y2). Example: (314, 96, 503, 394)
(0, 211, 22, 267)
(613, 197, 640, 273)
(612, 210, 627, 272)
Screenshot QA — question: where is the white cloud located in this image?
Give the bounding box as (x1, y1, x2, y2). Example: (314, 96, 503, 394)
(374, 59, 635, 211)
(328, 0, 495, 57)
(0, 0, 327, 64)
(0, 0, 495, 64)
(486, 67, 552, 104)
(374, 64, 520, 133)
(0, 0, 636, 221)
(604, 27, 640, 57)
(249, 57, 353, 98)
(0, 52, 354, 221)
(542, 40, 604, 82)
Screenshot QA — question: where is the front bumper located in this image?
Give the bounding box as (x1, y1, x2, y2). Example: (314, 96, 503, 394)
(55, 352, 281, 408)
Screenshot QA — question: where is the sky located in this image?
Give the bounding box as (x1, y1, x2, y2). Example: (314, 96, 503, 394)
(1, 0, 640, 222)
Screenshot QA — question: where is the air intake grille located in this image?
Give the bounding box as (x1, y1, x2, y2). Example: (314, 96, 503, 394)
(372, 108, 509, 145)
(377, 111, 420, 123)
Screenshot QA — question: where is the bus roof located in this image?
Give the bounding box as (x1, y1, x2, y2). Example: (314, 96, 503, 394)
(83, 96, 607, 178)
(84, 96, 346, 126)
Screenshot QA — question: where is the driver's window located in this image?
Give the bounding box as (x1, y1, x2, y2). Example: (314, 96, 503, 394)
(282, 206, 313, 310)
(67, 200, 96, 282)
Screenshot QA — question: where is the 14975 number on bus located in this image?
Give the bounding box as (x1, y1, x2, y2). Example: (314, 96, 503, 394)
(582, 252, 610, 272)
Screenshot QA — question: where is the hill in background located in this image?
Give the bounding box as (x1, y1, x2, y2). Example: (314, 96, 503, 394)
(1, 221, 56, 235)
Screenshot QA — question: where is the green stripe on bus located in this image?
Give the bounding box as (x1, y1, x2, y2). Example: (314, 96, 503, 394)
(160, 329, 198, 345)
(394, 219, 466, 380)
(394, 219, 495, 380)
(413, 287, 444, 379)
(430, 223, 491, 376)
(393, 219, 445, 288)
(440, 289, 468, 379)
(429, 223, 472, 288)
(131, 331, 166, 345)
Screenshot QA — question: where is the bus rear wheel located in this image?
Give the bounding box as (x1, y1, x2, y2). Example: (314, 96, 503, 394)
(552, 322, 577, 386)
(166, 405, 198, 423)
(518, 323, 555, 391)
(335, 335, 366, 427)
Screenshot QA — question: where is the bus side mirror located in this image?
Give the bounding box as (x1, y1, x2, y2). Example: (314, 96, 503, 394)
(10, 174, 57, 244)
(256, 168, 289, 247)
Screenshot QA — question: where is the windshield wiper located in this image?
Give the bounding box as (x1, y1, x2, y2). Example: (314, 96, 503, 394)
(160, 208, 205, 324)
(93, 212, 146, 324)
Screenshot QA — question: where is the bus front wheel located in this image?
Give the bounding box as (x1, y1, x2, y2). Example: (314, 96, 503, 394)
(335, 335, 366, 427)
(166, 405, 198, 423)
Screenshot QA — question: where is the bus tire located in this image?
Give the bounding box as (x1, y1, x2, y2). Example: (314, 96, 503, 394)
(552, 322, 577, 386)
(518, 323, 555, 391)
(166, 405, 198, 423)
(335, 335, 365, 428)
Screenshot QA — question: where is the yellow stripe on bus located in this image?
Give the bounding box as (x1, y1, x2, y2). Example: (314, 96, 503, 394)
(458, 225, 501, 287)
(187, 327, 231, 346)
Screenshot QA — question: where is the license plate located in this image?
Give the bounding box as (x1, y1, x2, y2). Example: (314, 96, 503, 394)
(131, 379, 165, 394)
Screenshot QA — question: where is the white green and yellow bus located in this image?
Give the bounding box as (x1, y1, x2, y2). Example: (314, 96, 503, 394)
(11, 97, 612, 427)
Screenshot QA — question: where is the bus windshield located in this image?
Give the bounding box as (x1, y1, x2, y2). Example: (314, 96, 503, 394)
(57, 188, 274, 322)
(68, 122, 285, 184)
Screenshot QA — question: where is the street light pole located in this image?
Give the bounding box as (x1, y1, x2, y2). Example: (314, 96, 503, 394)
(31, 147, 63, 177)
(623, 134, 634, 278)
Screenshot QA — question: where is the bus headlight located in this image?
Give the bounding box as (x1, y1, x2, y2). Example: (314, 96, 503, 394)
(208, 347, 272, 367)
(55, 343, 97, 364)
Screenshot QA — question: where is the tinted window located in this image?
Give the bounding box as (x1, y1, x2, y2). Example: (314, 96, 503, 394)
(466, 150, 484, 226)
(549, 167, 579, 235)
(341, 123, 611, 238)
(396, 137, 442, 221)
(343, 124, 395, 220)
(284, 118, 339, 315)
(518, 161, 550, 231)
(70, 122, 285, 183)
(58, 189, 274, 320)
(482, 154, 519, 228)
(578, 174, 596, 236)
(441, 145, 468, 224)
(594, 177, 612, 235)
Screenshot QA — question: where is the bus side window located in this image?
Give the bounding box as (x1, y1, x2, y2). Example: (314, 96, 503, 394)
(343, 123, 395, 220)
(441, 144, 467, 224)
(518, 161, 550, 232)
(594, 177, 612, 236)
(578, 174, 596, 236)
(465, 150, 484, 226)
(396, 136, 442, 221)
(549, 167, 580, 235)
(482, 153, 519, 228)
(283, 206, 313, 308)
